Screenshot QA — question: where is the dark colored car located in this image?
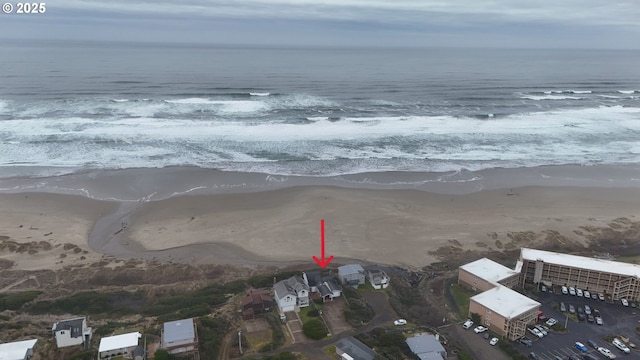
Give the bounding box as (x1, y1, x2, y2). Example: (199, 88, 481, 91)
(587, 340, 598, 349)
(520, 338, 533, 347)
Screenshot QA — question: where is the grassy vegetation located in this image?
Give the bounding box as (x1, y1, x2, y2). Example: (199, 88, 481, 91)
(0, 291, 42, 311)
(497, 338, 528, 360)
(248, 271, 300, 289)
(343, 287, 375, 327)
(356, 329, 412, 359)
(449, 283, 473, 317)
(260, 313, 286, 352)
(95, 321, 137, 336)
(26, 291, 140, 315)
(298, 306, 319, 324)
(198, 315, 230, 360)
(457, 351, 474, 360)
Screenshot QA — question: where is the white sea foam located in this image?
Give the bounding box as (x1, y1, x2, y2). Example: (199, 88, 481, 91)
(521, 95, 583, 101)
(112, 99, 129, 102)
(618, 90, 636, 94)
(568, 90, 592, 94)
(249, 92, 270, 96)
(164, 98, 268, 113)
(306, 117, 329, 121)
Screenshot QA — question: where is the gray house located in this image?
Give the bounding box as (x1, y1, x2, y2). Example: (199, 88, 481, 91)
(274, 275, 310, 313)
(335, 337, 376, 360)
(338, 264, 366, 288)
(406, 334, 447, 360)
(162, 318, 198, 355)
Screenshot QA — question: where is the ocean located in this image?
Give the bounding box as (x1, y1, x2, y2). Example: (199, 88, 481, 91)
(1, 41, 640, 179)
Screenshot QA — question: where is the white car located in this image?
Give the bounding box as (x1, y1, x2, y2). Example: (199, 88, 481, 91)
(598, 293, 605, 301)
(584, 290, 591, 299)
(490, 337, 499, 346)
(562, 286, 569, 295)
(621, 298, 629, 306)
(534, 325, 547, 336)
(612, 338, 630, 353)
(569, 287, 576, 296)
(545, 318, 557, 327)
(528, 327, 543, 338)
(463, 319, 473, 329)
(474, 325, 488, 333)
(394, 319, 407, 326)
(598, 347, 617, 359)
(576, 288, 583, 297)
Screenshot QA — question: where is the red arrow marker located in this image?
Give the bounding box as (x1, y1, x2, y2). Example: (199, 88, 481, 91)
(312, 219, 334, 268)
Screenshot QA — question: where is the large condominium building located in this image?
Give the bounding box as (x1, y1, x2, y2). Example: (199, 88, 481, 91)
(517, 248, 640, 301)
(458, 258, 540, 340)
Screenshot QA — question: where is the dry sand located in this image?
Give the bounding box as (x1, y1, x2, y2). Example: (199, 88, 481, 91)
(127, 186, 640, 267)
(1, 186, 640, 270)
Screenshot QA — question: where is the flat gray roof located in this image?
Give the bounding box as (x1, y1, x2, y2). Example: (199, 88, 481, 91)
(163, 318, 195, 343)
(406, 334, 445, 355)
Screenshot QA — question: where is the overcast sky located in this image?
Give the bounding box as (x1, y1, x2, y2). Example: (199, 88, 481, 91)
(2, 0, 640, 48)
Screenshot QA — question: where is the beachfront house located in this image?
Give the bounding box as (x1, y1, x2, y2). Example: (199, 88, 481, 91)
(98, 331, 143, 359)
(367, 269, 390, 289)
(0, 339, 38, 360)
(274, 275, 309, 313)
(52, 317, 92, 349)
(338, 264, 366, 289)
(241, 288, 273, 320)
(303, 270, 343, 302)
(161, 318, 198, 355)
(406, 333, 447, 360)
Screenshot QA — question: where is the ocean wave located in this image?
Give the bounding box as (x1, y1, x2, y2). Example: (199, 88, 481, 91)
(249, 92, 270, 96)
(543, 90, 591, 94)
(618, 90, 638, 94)
(521, 95, 583, 101)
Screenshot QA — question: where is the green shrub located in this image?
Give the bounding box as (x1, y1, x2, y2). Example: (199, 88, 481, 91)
(307, 309, 319, 317)
(0, 291, 42, 311)
(302, 319, 327, 340)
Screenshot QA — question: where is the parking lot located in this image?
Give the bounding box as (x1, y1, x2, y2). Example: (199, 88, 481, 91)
(514, 286, 640, 359)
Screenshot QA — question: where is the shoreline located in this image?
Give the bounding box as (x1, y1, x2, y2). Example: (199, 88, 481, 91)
(1, 164, 640, 270)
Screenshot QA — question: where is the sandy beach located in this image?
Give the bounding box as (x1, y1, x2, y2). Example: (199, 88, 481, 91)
(2, 166, 640, 269)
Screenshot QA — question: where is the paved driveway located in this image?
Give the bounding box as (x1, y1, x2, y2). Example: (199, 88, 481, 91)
(285, 311, 307, 344)
(321, 298, 351, 335)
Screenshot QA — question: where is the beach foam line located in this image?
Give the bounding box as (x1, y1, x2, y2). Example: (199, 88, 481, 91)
(249, 92, 270, 96)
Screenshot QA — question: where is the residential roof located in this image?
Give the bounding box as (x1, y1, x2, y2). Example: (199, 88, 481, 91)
(274, 276, 308, 300)
(470, 285, 540, 319)
(521, 248, 640, 277)
(338, 264, 365, 275)
(98, 332, 141, 353)
(0, 339, 37, 360)
(163, 318, 195, 344)
(406, 334, 445, 358)
(459, 258, 519, 284)
(335, 336, 376, 360)
(52, 317, 85, 338)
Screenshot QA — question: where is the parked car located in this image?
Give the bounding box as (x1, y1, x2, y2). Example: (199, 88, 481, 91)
(394, 319, 407, 326)
(582, 354, 598, 360)
(598, 347, 617, 359)
(567, 355, 581, 360)
(578, 312, 586, 321)
(591, 292, 598, 300)
(569, 304, 576, 313)
(562, 286, 569, 295)
(598, 293, 605, 301)
(578, 306, 584, 314)
(483, 332, 491, 339)
(595, 316, 603, 325)
(529, 352, 540, 359)
(587, 340, 598, 349)
(612, 338, 630, 353)
(576, 288, 583, 297)
(520, 338, 533, 347)
(587, 314, 594, 323)
(584, 290, 591, 299)
(575, 342, 588, 351)
(546, 318, 557, 327)
(541, 285, 547, 292)
(560, 302, 567, 312)
(584, 305, 591, 315)
(490, 337, 499, 346)
(534, 325, 547, 336)
(528, 327, 543, 338)
(463, 319, 473, 329)
(474, 325, 488, 333)
(621, 298, 629, 306)
(569, 287, 576, 296)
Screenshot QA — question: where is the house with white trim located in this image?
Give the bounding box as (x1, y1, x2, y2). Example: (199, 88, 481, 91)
(98, 332, 143, 359)
(274, 275, 309, 313)
(52, 317, 92, 349)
